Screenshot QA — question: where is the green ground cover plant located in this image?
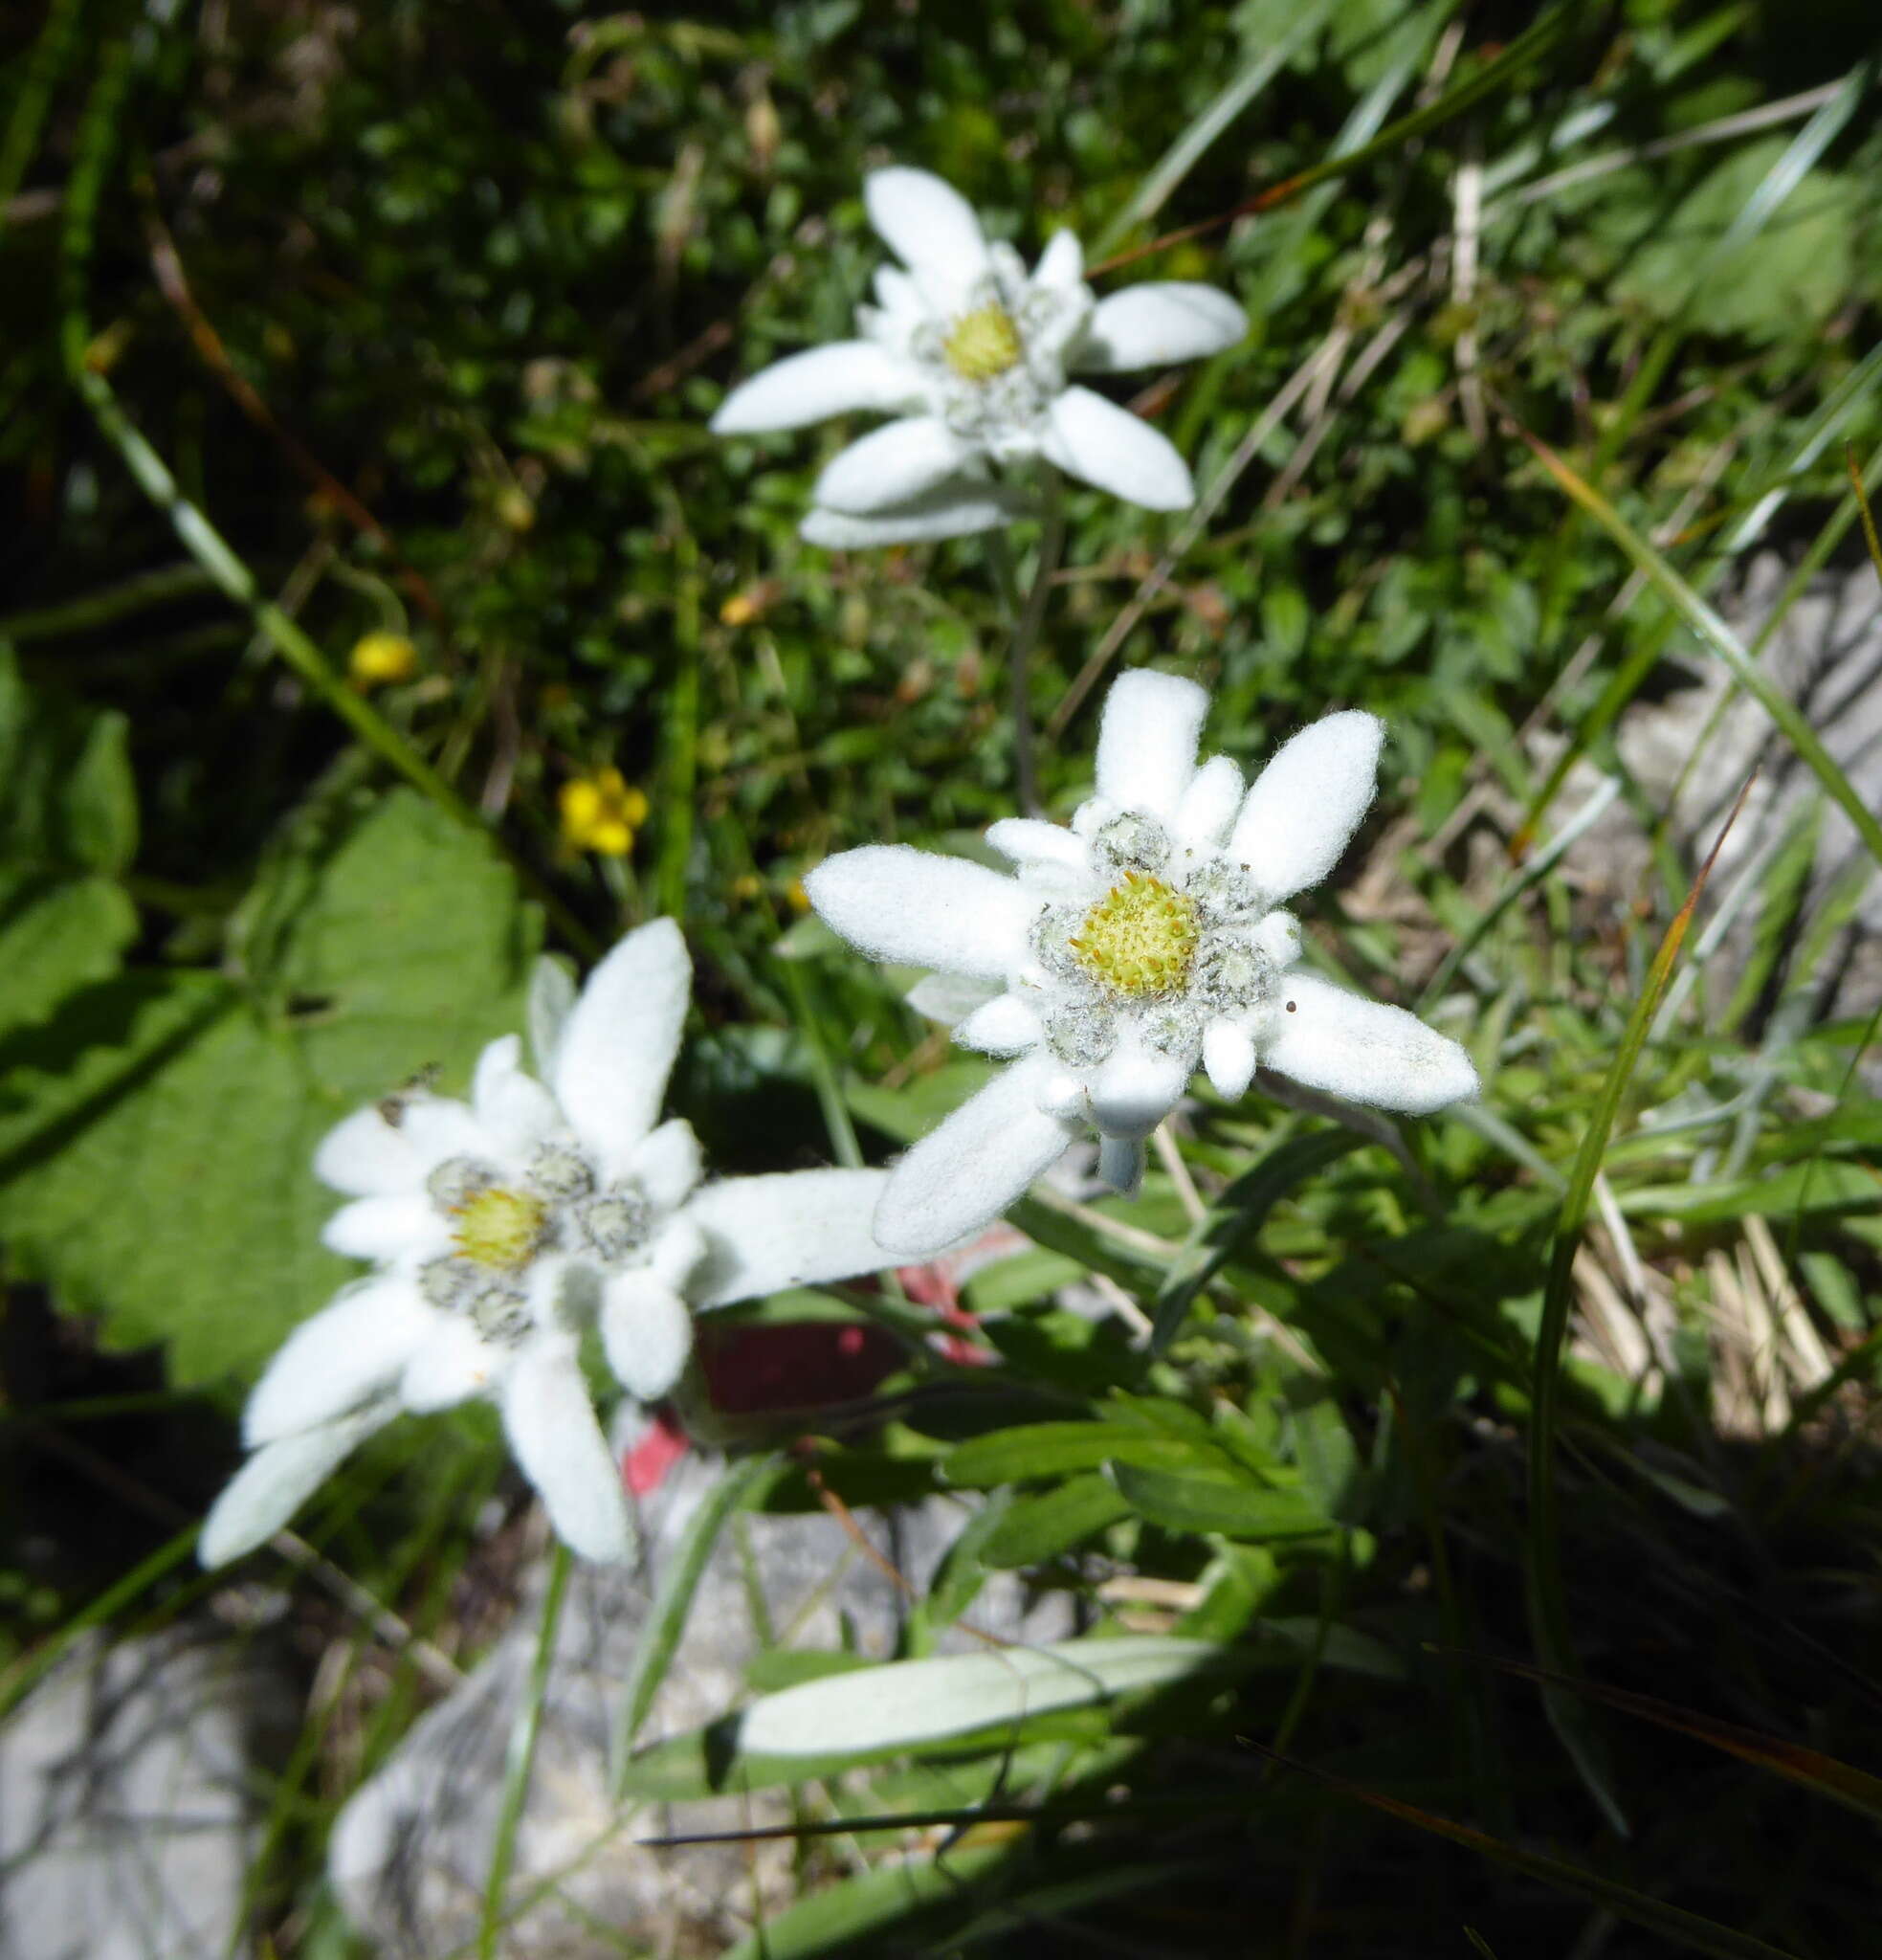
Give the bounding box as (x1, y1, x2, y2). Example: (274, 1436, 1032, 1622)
(5, 0, 1882, 1953)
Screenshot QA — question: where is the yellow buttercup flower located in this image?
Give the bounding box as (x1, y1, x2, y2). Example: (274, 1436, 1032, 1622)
(560, 769, 649, 858)
(349, 632, 418, 687)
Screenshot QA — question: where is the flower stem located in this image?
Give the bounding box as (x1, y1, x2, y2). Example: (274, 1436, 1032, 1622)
(989, 467, 1065, 816)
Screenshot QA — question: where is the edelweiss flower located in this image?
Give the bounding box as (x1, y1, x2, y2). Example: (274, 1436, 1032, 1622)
(710, 167, 1247, 543)
(808, 672, 1478, 1258)
(201, 921, 888, 1568)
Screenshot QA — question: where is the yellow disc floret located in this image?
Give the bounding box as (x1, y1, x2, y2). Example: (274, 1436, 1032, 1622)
(1069, 873, 1199, 998)
(942, 305, 1024, 383)
(453, 1187, 548, 1270)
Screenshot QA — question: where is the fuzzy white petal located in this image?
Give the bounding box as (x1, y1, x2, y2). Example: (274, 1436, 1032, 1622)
(1261, 973, 1478, 1114)
(629, 1117, 705, 1211)
(813, 416, 979, 516)
(501, 1339, 634, 1564)
(1230, 712, 1384, 901)
(1095, 670, 1210, 824)
(806, 844, 1032, 983)
(874, 1058, 1076, 1258)
(906, 972, 1002, 1026)
(600, 1270, 694, 1400)
(801, 478, 1029, 547)
(200, 1403, 392, 1568)
(314, 1105, 424, 1197)
(711, 342, 924, 434)
(245, 1281, 437, 1445)
(1088, 1039, 1191, 1142)
(472, 1035, 561, 1158)
(1202, 1021, 1257, 1102)
(1077, 283, 1249, 372)
(985, 817, 1088, 870)
(1042, 387, 1193, 511)
(1175, 754, 1245, 849)
(1033, 227, 1085, 290)
(1251, 909, 1303, 967)
(321, 1195, 448, 1263)
(400, 1317, 504, 1412)
(553, 918, 690, 1177)
(398, 1097, 491, 1167)
(683, 1168, 891, 1308)
(1036, 1068, 1091, 1121)
(872, 264, 926, 321)
(864, 167, 989, 291)
(955, 991, 1044, 1057)
(648, 1214, 710, 1292)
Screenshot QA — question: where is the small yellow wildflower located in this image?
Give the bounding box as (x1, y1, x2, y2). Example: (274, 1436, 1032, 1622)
(719, 579, 781, 627)
(786, 875, 811, 913)
(349, 632, 418, 688)
(560, 769, 649, 858)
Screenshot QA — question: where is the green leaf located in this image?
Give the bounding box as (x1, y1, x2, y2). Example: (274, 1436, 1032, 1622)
(0, 790, 537, 1387)
(1109, 1460, 1332, 1541)
(609, 1453, 787, 1791)
(0, 646, 138, 1039)
(979, 1472, 1135, 1569)
(720, 1846, 1011, 1960)
(941, 1421, 1201, 1487)
(1616, 136, 1860, 341)
(736, 1635, 1236, 1757)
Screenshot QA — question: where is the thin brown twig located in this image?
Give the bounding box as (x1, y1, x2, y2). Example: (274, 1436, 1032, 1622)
(138, 191, 446, 626)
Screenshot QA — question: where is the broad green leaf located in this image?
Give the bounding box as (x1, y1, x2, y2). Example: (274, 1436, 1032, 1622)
(0, 790, 537, 1387)
(942, 1422, 1202, 1487)
(737, 1636, 1236, 1757)
(1109, 1461, 1332, 1541)
(979, 1472, 1135, 1569)
(721, 1846, 1011, 1960)
(0, 646, 138, 1039)
(1616, 137, 1858, 341)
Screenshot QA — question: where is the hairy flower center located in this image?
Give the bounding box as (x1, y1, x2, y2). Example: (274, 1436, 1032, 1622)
(1069, 873, 1199, 998)
(942, 305, 1024, 382)
(452, 1187, 548, 1270)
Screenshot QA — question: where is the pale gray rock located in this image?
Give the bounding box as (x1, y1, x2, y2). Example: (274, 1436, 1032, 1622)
(0, 1626, 291, 1960)
(1551, 553, 1882, 1029)
(329, 1458, 1075, 1959)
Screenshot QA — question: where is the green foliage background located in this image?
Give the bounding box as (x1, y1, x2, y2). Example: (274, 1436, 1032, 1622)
(5, 0, 1882, 1954)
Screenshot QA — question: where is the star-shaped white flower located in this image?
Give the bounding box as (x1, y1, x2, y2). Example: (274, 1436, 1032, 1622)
(710, 167, 1248, 543)
(201, 921, 890, 1568)
(808, 671, 1479, 1258)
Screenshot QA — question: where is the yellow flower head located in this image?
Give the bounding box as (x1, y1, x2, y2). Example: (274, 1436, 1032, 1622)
(560, 768, 649, 858)
(349, 632, 418, 688)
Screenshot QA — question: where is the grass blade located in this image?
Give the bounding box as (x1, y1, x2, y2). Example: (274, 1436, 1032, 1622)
(1525, 773, 1757, 1832)
(1517, 424, 1882, 873)
(1248, 1741, 1807, 1960)
(1091, 0, 1334, 256)
(477, 1541, 573, 1960)
(1096, 5, 1578, 272)
(608, 1451, 786, 1793)
(1444, 1648, 1882, 1824)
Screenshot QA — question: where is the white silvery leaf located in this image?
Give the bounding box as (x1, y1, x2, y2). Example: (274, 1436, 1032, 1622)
(527, 953, 580, 1082)
(1042, 387, 1193, 511)
(683, 1168, 891, 1308)
(738, 1636, 1233, 1757)
(806, 845, 1033, 984)
(1262, 973, 1479, 1114)
(905, 972, 1002, 1026)
(1231, 712, 1384, 901)
(200, 1400, 395, 1568)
